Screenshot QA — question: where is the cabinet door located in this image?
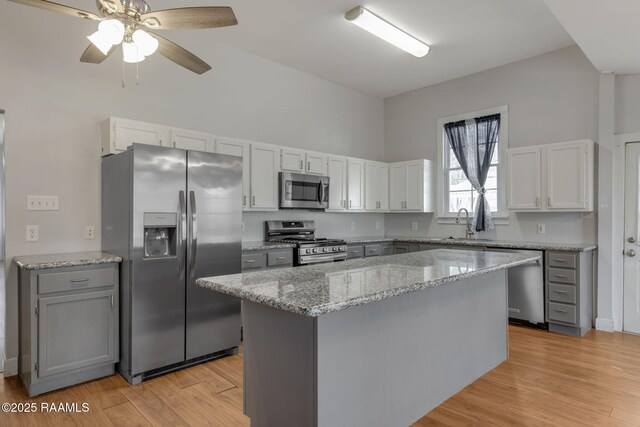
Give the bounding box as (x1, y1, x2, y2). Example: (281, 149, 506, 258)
(215, 137, 251, 209)
(389, 164, 405, 211)
(37, 290, 116, 378)
(405, 162, 423, 211)
(306, 152, 327, 175)
(547, 143, 586, 210)
(347, 159, 365, 210)
(114, 119, 167, 153)
(281, 148, 305, 173)
(250, 144, 279, 210)
(364, 162, 380, 211)
(327, 157, 347, 211)
(507, 148, 541, 210)
(170, 129, 212, 152)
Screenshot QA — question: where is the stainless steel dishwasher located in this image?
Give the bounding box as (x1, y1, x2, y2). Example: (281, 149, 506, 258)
(490, 248, 545, 326)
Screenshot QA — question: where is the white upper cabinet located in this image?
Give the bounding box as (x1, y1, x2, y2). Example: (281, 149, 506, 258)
(365, 162, 389, 211)
(547, 140, 592, 210)
(327, 156, 348, 211)
(347, 159, 365, 211)
(389, 160, 434, 212)
(281, 148, 306, 173)
(305, 152, 327, 175)
(102, 117, 168, 155)
(214, 136, 251, 210)
(507, 147, 541, 210)
(250, 143, 280, 211)
(507, 139, 593, 212)
(170, 129, 212, 152)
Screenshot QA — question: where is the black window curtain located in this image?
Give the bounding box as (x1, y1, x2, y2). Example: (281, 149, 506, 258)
(444, 113, 501, 232)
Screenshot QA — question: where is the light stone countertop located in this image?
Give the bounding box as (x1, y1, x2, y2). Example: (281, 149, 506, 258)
(340, 236, 596, 252)
(242, 241, 297, 251)
(14, 251, 123, 270)
(197, 249, 539, 317)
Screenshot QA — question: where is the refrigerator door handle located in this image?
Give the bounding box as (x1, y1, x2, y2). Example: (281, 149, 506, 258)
(178, 190, 186, 279)
(189, 190, 198, 278)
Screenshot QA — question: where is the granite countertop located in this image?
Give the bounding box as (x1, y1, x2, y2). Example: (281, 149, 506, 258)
(14, 251, 123, 270)
(341, 236, 596, 252)
(197, 249, 539, 317)
(242, 241, 297, 251)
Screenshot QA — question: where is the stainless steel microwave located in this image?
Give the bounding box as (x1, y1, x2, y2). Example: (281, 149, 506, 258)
(279, 172, 329, 209)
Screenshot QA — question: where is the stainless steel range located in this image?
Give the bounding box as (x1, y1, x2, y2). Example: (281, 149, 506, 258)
(265, 220, 347, 266)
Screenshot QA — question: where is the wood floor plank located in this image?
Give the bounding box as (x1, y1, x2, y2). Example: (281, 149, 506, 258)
(103, 402, 150, 426)
(119, 383, 190, 426)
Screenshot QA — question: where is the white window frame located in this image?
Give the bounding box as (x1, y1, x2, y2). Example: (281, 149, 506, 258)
(436, 105, 509, 224)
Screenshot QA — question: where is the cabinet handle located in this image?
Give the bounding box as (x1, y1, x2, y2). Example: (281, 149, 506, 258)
(554, 274, 567, 278)
(243, 195, 246, 206)
(535, 197, 539, 207)
(554, 259, 567, 263)
(300, 160, 303, 169)
(245, 259, 256, 263)
(554, 309, 567, 313)
(252, 195, 256, 205)
(276, 256, 287, 260)
(548, 197, 552, 207)
(110, 294, 114, 308)
(70, 278, 89, 283)
(553, 290, 568, 294)
(307, 161, 311, 170)
(349, 200, 352, 208)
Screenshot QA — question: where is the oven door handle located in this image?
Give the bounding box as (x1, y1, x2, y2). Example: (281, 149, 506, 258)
(300, 253, 347, 264)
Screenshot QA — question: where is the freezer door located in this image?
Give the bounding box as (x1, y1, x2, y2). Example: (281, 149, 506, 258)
(186, 150, 242, 360)
(131, 144, 187, 374)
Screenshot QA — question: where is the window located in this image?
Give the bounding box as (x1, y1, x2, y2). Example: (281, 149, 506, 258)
(436, 106, 508, 222)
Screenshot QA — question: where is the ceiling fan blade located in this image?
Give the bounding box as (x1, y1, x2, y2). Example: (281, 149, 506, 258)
(6, 0, 100, 20)
(95, 0, 123, 14)
(141, 7, 237, 30)
(80, 43, 116, 64)
(150, 33, 212, 75)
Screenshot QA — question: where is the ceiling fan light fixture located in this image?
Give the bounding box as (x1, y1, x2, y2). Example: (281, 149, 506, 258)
(122, 41, 145, 63)
(345, 6, 430, 58)
(98, 19, 125, 45)
(87, 30, 113, 55)
(132, 29, 159, 56)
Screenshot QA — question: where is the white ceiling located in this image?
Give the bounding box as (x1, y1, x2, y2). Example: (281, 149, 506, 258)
(543, 0, 640, 75)
(7, 0, 577, 98)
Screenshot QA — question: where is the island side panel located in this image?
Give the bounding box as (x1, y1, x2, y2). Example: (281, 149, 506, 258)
(316, 270, 508, 427)
(242, 301, 317, 427)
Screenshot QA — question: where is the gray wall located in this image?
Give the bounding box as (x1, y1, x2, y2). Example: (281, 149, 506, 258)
(0, 3, 384, 372)
(383, 46, 599, 243)
(615, 74, 640, 135)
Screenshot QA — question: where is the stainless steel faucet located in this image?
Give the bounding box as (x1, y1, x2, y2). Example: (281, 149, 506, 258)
(456, 208, 475, 239)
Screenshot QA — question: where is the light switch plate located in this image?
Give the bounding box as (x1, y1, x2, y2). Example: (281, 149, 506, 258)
(26, 225, 39, 242)
(537, 224, 545, 234)
(27, 196, 59, 211)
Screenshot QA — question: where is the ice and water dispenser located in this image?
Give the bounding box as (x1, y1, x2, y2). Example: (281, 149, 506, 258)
(143, 213, 178, 258)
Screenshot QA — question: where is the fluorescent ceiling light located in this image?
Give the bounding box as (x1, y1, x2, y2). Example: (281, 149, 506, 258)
(345, 6, 430, 58)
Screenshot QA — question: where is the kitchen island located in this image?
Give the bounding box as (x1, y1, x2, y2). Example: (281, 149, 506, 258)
(197, 249, 539, 427)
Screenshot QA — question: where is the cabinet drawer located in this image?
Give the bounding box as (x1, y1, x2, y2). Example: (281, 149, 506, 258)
(548, 253, 577, 269)
(347, 246, 364, 259)
(267, 250, 293, 267)
(548, 302, 577, 325)
(548, 283, 577, 304)
(365, 245, 382, 257)
(382, 244, 394, 256)
(38, 267, 115, 295)
(548, 268, 576, 284)
(242, 253, 266, 270)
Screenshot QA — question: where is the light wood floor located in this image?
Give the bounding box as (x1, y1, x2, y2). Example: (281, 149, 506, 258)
(2, 325, 640, 426)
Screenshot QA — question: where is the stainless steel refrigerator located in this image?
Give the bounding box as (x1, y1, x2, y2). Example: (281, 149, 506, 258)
(102, 144, 242, 384)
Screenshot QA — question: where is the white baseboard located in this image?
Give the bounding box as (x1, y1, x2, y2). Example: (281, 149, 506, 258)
(3, 356, 18, 377)
(595, 317, 615, 332)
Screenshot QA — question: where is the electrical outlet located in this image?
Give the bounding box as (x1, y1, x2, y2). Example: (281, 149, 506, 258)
(537, 224, 545, 234)
(85, 225, 95, 240)
(26, 225, 39, 242)
(412, 222, 418, 231)
(375, 221, 381, 231)
(351, 221, 356, 232)
(27, 196, 59, 211)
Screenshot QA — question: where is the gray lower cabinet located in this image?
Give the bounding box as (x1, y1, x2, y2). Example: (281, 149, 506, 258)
(347, 243, 394, 259)
(347, 245, 364, 259)
(382, 244, 394, 256)
(545, 251, 593, 336)
(394, 243, 419, 254)
(242, 248, 294, 271)
(19, 263, 119, 397)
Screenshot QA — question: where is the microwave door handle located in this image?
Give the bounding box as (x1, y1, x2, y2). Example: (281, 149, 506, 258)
(317, 181, 324, 204)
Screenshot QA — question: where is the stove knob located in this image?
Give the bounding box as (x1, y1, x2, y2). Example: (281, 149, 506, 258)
(312, 248, 318, 253)
(306, 249, 311, 254)
(325, 247, 331, 253)
(332, 247, 338, 252)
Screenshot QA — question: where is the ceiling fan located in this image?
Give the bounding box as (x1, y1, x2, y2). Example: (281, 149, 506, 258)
(7, 0, 238, 75)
